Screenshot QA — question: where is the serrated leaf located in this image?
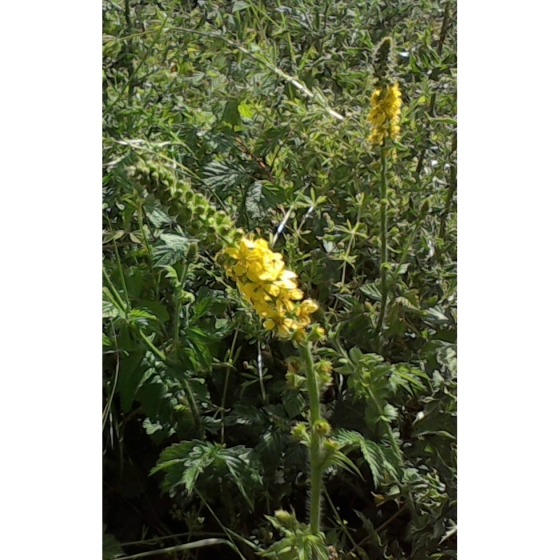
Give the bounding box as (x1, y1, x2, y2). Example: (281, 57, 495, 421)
(394, 296, 420, 312)
(181, 462, 204, 494)
(151, 441, 194, 475)
(354, 509, 375, 536)
(142, 418, 163, 436)
(245, 181, 266, 220)
(360, 283, 382, 301)
(282, 390, 306, 419)
(188, 71, 205, 85)
(390, 366, 427, 395)
(152, 441, 262, 508)
(154, 234, 195, 267)
(145, 205, 172, 228)
(334, 429, 399, 486)
(103, 298, 120, 319)
(202, 160, 247, 196)
(256, 430, 283, 468)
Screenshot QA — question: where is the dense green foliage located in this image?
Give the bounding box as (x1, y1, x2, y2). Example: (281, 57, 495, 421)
(103, 1, 456, 558)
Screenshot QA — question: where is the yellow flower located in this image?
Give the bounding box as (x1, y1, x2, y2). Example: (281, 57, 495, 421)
(224, 236, 320, 338)
(367, 83, 402, 147)
(298, 299, 319, 315)
(264, 314, 298, 339)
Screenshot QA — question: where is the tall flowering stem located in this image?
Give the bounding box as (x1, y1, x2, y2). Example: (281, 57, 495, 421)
(367, 37, 403, 353)
(374, 150, 389, 353)
(133, 156, 331, 548)
(299, 341, 323, 535)
(224, 235, 329, 539)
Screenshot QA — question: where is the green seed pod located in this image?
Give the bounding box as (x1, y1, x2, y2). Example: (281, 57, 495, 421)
(313, 419, 332, 436)
(274, 510, 297, 530)
(291, 422, 309, 443)
(323, 438, 340, 453)
(216, 211, 228, 226)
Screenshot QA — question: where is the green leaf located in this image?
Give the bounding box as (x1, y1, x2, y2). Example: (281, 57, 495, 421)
(103, 527, 124, 559)
(222, 99, 241, 127)
(334, 429, 399, 486)
(232, 0, 250, 12)
(128, 308, 158, 326)
(102, 298, 120, 319)
(202, 160, 247, 197)
(145, 204, 173, 228)
(256, 430, 283, 468)
(136, 300, 170, 322)
(425, 306, 451, 326)
(154, 234, 196, 267)
(238, 102, 255, 120)
(245, 181, 266, 220)
(117, 351, 148, 413)
(282, 390, 306, 419)
(152, 441, 262, 507)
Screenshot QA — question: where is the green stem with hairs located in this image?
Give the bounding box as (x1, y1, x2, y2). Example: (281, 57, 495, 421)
(299, 341, 323, 535)
(374, 149, 389, 353)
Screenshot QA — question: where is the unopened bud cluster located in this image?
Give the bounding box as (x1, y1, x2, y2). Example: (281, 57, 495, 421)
(127, 160, 241, 250)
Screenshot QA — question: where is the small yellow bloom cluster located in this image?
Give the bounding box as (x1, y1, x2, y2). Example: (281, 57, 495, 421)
(367, 83, 402, 147)
(224, 237, 319, 339)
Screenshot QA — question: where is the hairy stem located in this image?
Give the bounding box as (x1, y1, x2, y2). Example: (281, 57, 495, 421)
(300, 341, 323, 535)
(374, 150, 389, 353)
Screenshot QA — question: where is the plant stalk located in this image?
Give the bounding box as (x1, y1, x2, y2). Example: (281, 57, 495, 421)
(300, 341, 323, 535)
(374, 149, 389, 353)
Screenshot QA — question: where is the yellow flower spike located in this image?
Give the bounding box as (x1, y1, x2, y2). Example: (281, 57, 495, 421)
(224, 235, 320, 338)
(367, 82, 402, 148)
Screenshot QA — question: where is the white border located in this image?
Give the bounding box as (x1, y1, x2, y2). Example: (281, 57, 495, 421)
(1, 1, 100, 558)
